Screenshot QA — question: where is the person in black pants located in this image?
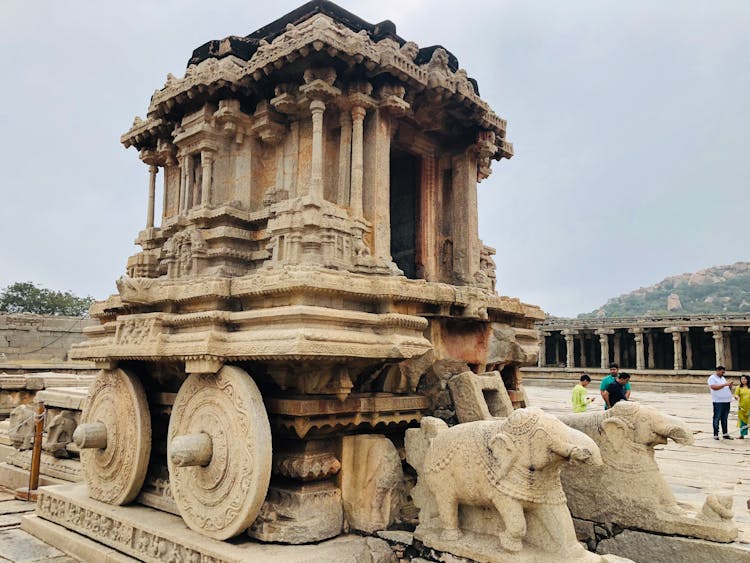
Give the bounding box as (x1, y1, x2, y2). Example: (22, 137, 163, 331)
(708, 366, 734, 440)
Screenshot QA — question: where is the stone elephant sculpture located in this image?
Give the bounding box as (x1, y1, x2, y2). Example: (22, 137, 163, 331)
(558, 401, 737, 543)
(406, 407, 602, 561)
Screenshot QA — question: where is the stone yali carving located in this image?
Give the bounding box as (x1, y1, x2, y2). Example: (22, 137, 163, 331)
(405, 408, 604, 562)
(43, 410, 78, 458)
(8, 404, 35, 450)
(558, 401, 738, 543)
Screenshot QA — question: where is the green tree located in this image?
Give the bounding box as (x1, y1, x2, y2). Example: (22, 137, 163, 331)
(0, 282, 93, 317)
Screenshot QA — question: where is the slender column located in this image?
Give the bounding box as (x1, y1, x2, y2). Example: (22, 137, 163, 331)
(725, 331, 733, 370)
(146, 165, 158, 228)
(451, 150, 481, 284)
(180, 155, 189, 214)
(578, 335, 586, 368)
(418, 154, 438, 280)
(337, 111, 352, 206)
(708, 326, 726, 367)
(647, 331, 655, 369)
(671, 331, 683, 370)
(597, 330, 611, 369)
(309, 99, 326, 200)
(554, 335, 561, 366)
(630, 328, 645, 371)
(538, 332, 549, 368)
(613, 332, 622, 366)
(162, 164, 170, 221)
(200, 151, 213, 206)
(685, 330, 694, 370)
(349, 106, 366, 217)
(563, 330, 577, 369)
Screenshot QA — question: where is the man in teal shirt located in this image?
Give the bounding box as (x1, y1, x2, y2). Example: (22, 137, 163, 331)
(600, 363, 631, 409)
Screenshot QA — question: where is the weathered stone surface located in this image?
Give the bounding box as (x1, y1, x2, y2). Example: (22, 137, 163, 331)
(0, 526, 66, 561)
(448, 370, 513, 423)
(8, 404, 35, 450)
(248, 481, 343, 543)
(406, 409, 607, 562)
(7, 450, 82, 482)
(559, 402, 738, 542)
(31, 484, 395, 563)
(597, 529, 750, 562)
(340, 434, 403, 533)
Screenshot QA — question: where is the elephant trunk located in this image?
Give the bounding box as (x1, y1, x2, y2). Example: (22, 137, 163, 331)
(655, 417, 694, 445)
(554, 430, 602, 466)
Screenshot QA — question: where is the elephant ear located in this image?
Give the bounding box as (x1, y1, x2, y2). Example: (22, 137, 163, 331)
(601, 418, 628, 452)
(489, 432, 516, 478)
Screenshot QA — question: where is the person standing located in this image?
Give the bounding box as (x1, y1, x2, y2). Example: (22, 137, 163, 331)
(572, 374, 595, 413)
(600, 363, 631, 409)
(733, 374, 750, 439)
(708, 366, 734, 440)
(603, 372, 630, 408)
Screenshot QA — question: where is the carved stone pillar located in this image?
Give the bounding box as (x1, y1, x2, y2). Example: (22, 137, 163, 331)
(596, 330, 612, 369)
(337, 111, 352, 206)
(180, 155, 190, 214)
(707, 326, 727, 368)
(563, 330, 577, 369)
(629, 327, 645, 371)
(669, 329, 683, 370)
(578, 335, 586, 368)
(418, 154, 438, 281)
(363, 108, 392, 262)
(146, 165, 158, 228)
(451, 150, 480, 284)
(613, 332, 622, 366)
(685, 330, 694, 370)
(350, 106, 366, 217)
(538, 332, 549, 368)
(162, 163, 171, 221)
(200, 150, 214, 206)
(309, 99, 326, 201)
(646, 331, 655, 369)
(554, 334, 561, 366)
(725, 331, 733, 370)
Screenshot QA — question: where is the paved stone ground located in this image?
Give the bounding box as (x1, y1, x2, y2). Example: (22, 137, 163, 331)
(0, 489, 76, 563)
(0, 386, 747, 561)
(525, 383, 750, 538)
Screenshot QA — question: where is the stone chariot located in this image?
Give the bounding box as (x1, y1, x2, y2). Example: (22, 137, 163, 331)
(68, 0, 542, 544)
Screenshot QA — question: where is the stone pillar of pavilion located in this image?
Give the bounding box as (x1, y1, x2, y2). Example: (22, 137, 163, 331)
(685, 330, 694, 370)
(707, 326, 728, 368)
(596, 329, 613, 369)
(577, 335, 586, 368)
(563, 329, 577, 369)
(725, 330, 733, 370)
(646, 330, 656, 369)
(665, 327, 686, 370)
(613, 331, 622, 366)
(554, 334, 561, 366)
(629, 327, 645, 371)
(299, 67, 341, 203)
(538, 332, 549, 367)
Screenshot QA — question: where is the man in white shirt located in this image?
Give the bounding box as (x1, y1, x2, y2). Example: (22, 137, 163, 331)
(708, 366, 734, 440)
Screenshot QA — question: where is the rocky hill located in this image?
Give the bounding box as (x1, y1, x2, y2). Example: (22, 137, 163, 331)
(580, 262, 750, 318)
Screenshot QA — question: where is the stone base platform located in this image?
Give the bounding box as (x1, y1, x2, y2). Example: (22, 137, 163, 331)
(26, 484, 394, 563)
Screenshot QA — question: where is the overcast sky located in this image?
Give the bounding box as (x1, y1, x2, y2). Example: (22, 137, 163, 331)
(1, 0, 748, 317)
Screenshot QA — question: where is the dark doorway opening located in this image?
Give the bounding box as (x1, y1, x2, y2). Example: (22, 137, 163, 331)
(389, 150, 419, 279)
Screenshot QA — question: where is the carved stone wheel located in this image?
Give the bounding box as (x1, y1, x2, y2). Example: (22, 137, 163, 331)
(167, 366, 272, 540)
(79, 368, 151, 505)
